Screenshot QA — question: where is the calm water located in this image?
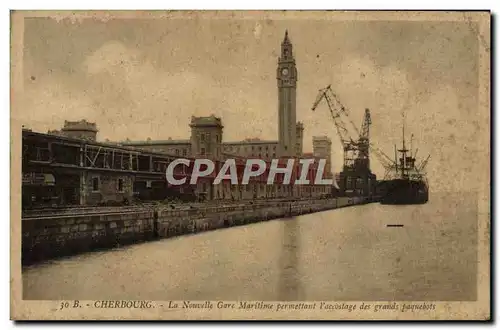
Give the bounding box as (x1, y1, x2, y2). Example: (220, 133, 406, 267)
(23, 193, 478, 301)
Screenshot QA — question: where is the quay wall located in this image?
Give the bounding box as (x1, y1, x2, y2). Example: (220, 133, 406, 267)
(22, 197, 372, 265)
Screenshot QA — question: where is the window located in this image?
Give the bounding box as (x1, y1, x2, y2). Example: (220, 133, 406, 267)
(259, 146, 262, 151)
(266, 146, 269, 150)
(215, 135, 219, 143)
(92, 177, 99, 192)
(252, 146, 255, 150)
(175, 149, 180, 156)
(273, 146, 277, 150)
(118, 178, 124, 192)
(201, 148, 206, 155)
(183, 149, 187, 156)
(201, 134, 205, 142)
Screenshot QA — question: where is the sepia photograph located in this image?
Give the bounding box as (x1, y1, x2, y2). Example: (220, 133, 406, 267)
(10, 10, 490, 320)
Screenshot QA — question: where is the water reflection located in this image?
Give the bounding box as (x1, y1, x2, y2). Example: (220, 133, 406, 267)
(278, 218, 301, 300)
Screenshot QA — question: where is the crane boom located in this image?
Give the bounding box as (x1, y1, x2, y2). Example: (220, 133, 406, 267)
(418, 154, 431, 173)
(311, 85, 356, 147)
(369, 143, 395, 169)
(312, 85, 397, 173)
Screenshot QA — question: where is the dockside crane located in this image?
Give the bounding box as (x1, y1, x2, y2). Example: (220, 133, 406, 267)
(311, 85, 394, 196)
(311, 85, 358, 171)
(311, 85, 394, 174)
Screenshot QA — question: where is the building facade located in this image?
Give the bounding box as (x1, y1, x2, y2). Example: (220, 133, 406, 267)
(313, 136, 333, 179)
(189, 115, 224, 160)
(277, 30, 298, 158)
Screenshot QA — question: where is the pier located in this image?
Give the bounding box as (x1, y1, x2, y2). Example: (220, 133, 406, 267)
(22, 196, 373, 265)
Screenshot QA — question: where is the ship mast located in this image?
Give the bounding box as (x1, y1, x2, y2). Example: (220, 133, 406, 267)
(410, 134, 414, 158)
(402, 114, 405, 176)
(398, 111, 409, 178)
(394, 144, 398, 174)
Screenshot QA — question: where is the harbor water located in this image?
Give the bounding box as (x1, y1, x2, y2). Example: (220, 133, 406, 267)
(23, 192, 478, 301)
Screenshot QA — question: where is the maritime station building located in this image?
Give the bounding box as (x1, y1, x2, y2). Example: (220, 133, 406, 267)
(21, 31, 337, 208)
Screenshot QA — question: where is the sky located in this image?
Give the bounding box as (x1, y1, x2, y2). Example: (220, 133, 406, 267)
(15, 12, 485, 192)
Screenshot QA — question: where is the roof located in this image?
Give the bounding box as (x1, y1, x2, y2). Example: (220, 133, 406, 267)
(121, 139, 190, 146)
(302, 152, 320, 158)
(189, 115, 223, 128)
(223, 140, 278, 146)
(313, 136, 332, 142)
(61, 120, 98, 132)
(24, 129, 190, 159)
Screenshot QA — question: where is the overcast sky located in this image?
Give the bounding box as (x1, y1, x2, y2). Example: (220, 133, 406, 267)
(17, 12, 484, 192)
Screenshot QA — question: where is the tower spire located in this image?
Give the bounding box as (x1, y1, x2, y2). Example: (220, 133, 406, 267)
(280, 30, 293, 61)
(283, 29, 290, 44)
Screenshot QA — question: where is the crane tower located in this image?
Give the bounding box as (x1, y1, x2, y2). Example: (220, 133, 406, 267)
(311, 85, 378, 197)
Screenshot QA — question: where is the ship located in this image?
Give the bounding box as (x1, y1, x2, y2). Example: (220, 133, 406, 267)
(377, 121, 430, 205)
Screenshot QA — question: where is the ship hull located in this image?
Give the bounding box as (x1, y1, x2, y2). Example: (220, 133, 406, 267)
(379, 179, 428, 205)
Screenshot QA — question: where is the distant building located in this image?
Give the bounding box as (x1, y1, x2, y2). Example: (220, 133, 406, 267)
(118, 138, 191, 157)
(223, 139, 279, 160)
(313, 136, 333, 179)
(48, 120, 98, 142)
(189, 115, 224, 160)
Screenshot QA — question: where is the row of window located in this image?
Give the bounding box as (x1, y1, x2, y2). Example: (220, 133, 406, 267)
(224, 145, 278, 153)
(248, 153, 276, 158)
(211, 184, 328, 194)
(91, 177, 124, 193)
(200, 133, 220, 143)
(90, 177, 327, 194)
(167, 144, 289, 157)
(174, 149, 188, 156)
(345, 178, 368, 189)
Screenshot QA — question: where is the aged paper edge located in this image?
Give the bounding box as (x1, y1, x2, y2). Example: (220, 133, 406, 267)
(10, 10, 491, 321)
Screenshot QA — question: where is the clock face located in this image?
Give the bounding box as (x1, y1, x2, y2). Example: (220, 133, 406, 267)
(281, 68, 289, 76)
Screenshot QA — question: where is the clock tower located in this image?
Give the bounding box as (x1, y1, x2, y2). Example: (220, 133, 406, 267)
(277, 30, 298, 157)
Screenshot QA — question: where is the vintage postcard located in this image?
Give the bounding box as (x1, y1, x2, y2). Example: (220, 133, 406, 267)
(10, 10, 490, 320)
